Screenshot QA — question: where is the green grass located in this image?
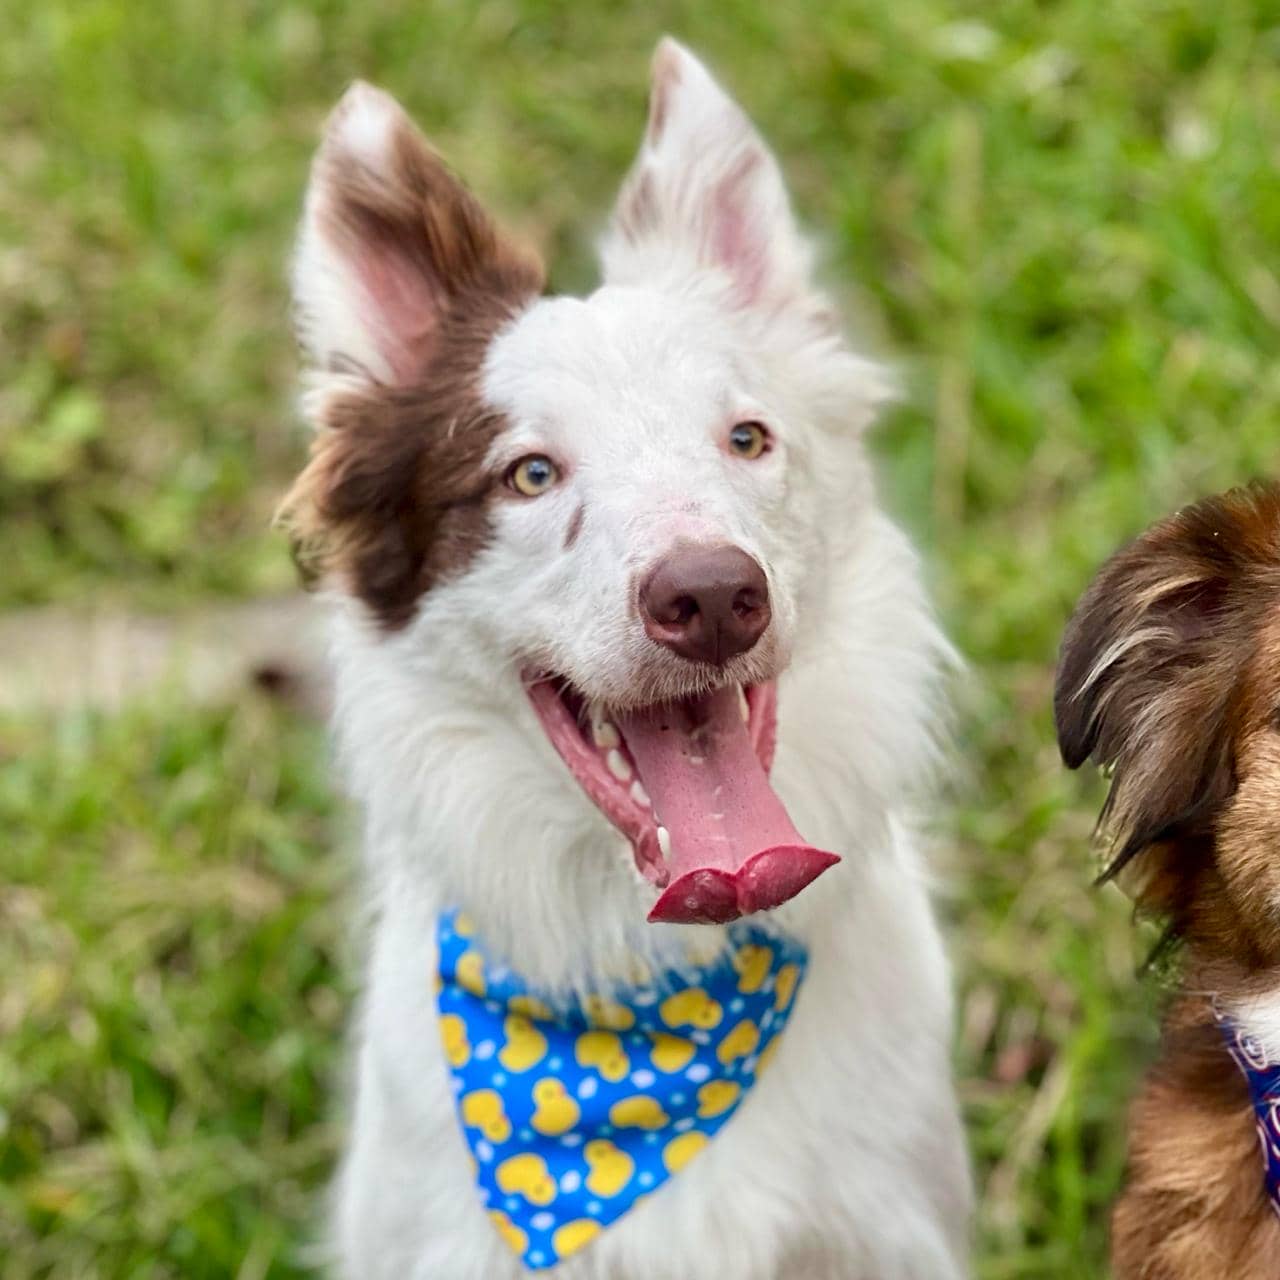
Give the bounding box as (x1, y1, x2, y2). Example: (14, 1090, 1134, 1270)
(3, 0, 1280, 1274)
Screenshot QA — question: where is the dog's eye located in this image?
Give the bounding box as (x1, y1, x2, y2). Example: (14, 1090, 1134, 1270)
(727, 422, 769, 460)
(508, 455, 560, 497)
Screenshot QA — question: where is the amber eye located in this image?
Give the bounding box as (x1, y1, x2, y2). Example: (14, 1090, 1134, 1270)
(728, 422, 769, 460)
(508, 455, 560, 497)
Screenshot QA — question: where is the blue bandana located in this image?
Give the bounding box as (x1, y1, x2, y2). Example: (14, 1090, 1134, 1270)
(1217, 1011, 1280, 1218)
(434, 909, 808, 1271)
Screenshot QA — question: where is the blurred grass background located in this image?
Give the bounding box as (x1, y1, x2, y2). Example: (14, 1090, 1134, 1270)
(3, 0, 1279, 1275)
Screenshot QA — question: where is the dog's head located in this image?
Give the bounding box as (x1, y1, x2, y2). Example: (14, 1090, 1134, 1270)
(285, 42, 892, 925)
(1055, 482, 1280, 964)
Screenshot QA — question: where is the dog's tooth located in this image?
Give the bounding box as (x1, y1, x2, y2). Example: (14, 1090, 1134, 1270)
(591, 717, 621, 750)
(606, 749, 632, 782)
(656, 826, 672, 859)
(630, 780, 650, 808)
(737, 686, 750, 723)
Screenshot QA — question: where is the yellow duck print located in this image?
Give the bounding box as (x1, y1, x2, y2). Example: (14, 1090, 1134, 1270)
(648, 1031, 696, 1074)
(581, 994, 637, 1031)
(608, 1095, 670, 1130)
(663, 1130, 709, 1174)
(584, 1138, 635, 1198)
(552, 1218, 601, 1259)
(495, 1153, 557, 1206)
(488, 1209, 527, 1256)
(461, 1088, 512, 1142)
(530, 1079, 580, 1136)
(498, 1014, 548, 1073)
(659, 986, 723, 1030)
(733, 944, 773, 994)
(508, 993, 553, 1021)
(453, 912, 477, 938)
(696, 1080, 741, 1118)
(456, 949, 487, 997)
(574, 1029, 630, 1082)
(774, 962, 801, 1012)
(717, 1018, 760, 1066)
(755, 1036, 781, 1076)
(439, 1013, 471, 1068)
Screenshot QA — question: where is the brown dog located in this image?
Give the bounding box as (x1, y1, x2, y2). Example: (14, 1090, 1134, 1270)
(1055, 482, 1280, 1279)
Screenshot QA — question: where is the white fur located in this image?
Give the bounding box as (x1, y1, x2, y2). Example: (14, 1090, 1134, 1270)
(1227, 990, 1280, 1063)
(297, 40, 972, 1279)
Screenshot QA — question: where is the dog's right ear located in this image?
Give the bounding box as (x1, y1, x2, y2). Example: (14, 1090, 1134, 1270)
(292, 82, 543, 398)
(1053, 491, 1278, 882)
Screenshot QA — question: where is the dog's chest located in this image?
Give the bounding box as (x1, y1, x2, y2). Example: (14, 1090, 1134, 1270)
(339, 876, 969, 1280)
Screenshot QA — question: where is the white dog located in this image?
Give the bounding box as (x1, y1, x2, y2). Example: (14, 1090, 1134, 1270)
(284, 38, 971, 1280)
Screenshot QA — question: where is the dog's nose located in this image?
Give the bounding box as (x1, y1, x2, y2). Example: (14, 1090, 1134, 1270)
(640, 546, 771, 666)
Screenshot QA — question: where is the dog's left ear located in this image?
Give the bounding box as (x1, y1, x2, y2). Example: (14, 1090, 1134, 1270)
(601, 39, 811, 311)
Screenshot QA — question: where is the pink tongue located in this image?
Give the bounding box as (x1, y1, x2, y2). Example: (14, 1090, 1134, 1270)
(617, 688, 839, 924)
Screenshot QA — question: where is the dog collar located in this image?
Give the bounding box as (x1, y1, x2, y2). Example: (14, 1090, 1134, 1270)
(1216, 1011, 1280, 1218)
(434, 909, 808, 1271)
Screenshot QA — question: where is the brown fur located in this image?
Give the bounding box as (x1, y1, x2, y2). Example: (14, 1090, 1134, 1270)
(1055, 482, 1280, 1277)
(281, 92, 545, 628)
(1110, 991, 1279, 1280)
(563, 502, 586, 551)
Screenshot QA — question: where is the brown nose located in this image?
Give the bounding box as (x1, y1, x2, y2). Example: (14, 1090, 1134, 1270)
(640, 545, 771, 666)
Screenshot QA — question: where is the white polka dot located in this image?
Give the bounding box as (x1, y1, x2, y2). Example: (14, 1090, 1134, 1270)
(529, 1253, 545, 1266)
(506, 1197, 521, 1212)
(633, 989, 657, 1005)
(476, 1140, 494, 1162)
(639, 1172, 654, 1187)
(690, 1030, 711, 1045)
(671, 1093, 686, 1106)
(548, 1057, 563, 1070)
(560, 1170, 582, 1193)
(742, 1056, 758, 1074)
(643, 1131, 660, 1145)
(630, 1069, 656, 1088)
(474, 1040, 496, 1061)
(685, 1063, 711, 1083)
(577, 1077, 598, 1100)
(674, 1117, 696, 1133)
(587, 1200, 603, 1215)
(492, 1072, 507, 1086)
(560, 1132, 584, 1147)
(519, 1128, 534, 1141)
(531, 1212, 555, 1231)
(730, 997, 745, 1013)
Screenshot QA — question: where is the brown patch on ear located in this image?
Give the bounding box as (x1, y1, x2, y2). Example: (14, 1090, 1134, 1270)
(310, 86, 543, 381)
(283, 90, 545, 626)
(1054, 483, 1280, 899)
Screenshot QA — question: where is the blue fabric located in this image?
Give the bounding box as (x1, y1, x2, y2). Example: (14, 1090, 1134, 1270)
(1216, 1011, 1280, 1218)
(435, 909, 808, 1271)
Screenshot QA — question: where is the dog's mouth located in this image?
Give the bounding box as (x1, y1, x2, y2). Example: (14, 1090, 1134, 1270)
(526, 677, 839, 924)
